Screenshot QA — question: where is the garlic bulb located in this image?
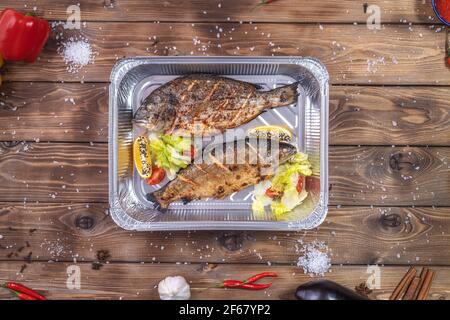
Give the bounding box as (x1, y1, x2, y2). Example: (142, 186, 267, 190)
(158, 276, 191, 300)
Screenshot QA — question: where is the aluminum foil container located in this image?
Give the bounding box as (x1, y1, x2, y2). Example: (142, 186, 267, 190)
(109, 56, 328, 230)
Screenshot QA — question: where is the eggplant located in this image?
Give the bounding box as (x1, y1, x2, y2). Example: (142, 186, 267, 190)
(295, 280, 369, 300)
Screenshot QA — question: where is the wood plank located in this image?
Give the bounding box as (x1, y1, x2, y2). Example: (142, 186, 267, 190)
(0, 203, 449, 265)
(0, 0, 438, 24)
(330, 86, 450, 146)
(2, 23, 447, 84)
(0, 142, 107, 202)
(1, 143, 449, 205)
(2, 83, 450, 145)
(330, 146, 450, 206)
(0, 262, 448, 300)
(0, 83, 108, 143)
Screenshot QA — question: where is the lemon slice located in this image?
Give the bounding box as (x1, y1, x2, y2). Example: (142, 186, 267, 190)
(133, 136, 152, 178)
(247, 125, 293, 142)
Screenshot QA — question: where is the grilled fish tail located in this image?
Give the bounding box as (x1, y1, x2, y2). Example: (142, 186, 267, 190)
(263, 82, 299, 108)
(146, 192, 167, 212)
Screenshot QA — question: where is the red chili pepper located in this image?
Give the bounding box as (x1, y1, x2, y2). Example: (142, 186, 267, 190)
(222, 279, 245, 288)
(5, 282, 46, 300)
(221, 272, 277, 290)
(223, 281, 272, 290)
(245, 272, 278, 283)
(239, 283, 272, 290)
(0, 9, 50, 63)
(13, 291, 38, 300)
(254, 0, 277, 10)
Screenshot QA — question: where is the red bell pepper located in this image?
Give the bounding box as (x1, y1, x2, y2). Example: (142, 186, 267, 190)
(0, 52, 3, 86)
(0, 9, 50, 63)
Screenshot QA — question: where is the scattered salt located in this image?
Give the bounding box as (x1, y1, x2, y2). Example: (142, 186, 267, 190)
(297, 241, 331, 277)
(58, 38, 95, 73)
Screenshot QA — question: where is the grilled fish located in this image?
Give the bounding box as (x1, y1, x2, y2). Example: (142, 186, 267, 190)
(134, 74, 299, 136)
(147, 139, 297, 209)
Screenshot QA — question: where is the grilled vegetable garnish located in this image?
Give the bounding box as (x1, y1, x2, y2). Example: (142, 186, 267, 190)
(134, 74, 299, 136)
(146, 166, 166, 185)
(247, 125, 293, 142)
(133, 136, 152, 178)
(149, 134, 192, 179)
(252, 152, 312, 217)
(147, 140, 297, 209)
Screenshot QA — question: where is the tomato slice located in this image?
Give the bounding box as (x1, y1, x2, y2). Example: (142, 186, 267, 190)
(146, 166, 166, 185)
(296, 176, 304, 193)
(190, 145, 196, 160)
(265, 188, 280, 199)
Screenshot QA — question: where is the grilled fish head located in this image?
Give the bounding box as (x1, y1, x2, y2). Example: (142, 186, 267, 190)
(133, 96, 177, 132)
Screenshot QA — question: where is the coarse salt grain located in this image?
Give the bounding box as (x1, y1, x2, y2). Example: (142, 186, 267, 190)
(58, 38, 95, 73)
(297, 241, 331, 277)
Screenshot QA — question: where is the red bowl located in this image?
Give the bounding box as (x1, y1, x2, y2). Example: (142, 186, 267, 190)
(432, 0, 450, 26)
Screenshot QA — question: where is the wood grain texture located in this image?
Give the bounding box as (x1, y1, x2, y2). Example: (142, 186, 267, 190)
(330, 146, 450, 206)
(0, 143, 449, 205)
(330, 86, 450, 146)
(2, 23, 447, 84)
(0, 0, 438, 23)
(0, 83, 108, 142)
(0, 262, 448, 300)
(0, 142, 107, 202)
(2, 83, 449, 145)
(0, 203, 449, 265)
(0, 1, 448, 301)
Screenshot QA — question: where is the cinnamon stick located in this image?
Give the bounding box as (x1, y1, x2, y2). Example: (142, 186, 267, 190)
(416, 269, 436, 300)
(389, 267, 416, 300)
(402, 276, 420, 300)
(412, 267, 429, 300)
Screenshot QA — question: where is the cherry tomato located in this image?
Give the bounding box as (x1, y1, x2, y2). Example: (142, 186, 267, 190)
(447, 56, 450, 66)
(296, 176, 304, 193)
(265, 188, 280, 199)
(146, 166, 166, 185)
(190, 145, 196, 160)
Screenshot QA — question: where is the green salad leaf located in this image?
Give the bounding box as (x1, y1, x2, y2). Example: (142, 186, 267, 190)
(252, 152, 312, 219)
(251, 180, 273, 217)
(149, 134, 192, 179)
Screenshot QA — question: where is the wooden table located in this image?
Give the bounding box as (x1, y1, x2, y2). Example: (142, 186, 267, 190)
(0, 0, 449, 300)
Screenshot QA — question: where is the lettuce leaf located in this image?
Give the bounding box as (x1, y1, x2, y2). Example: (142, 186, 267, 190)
(251, 180, 273, 217)
(251, 152, 312, 218)
(149, 134, 192, 178)
(270, 152, 312, 193)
